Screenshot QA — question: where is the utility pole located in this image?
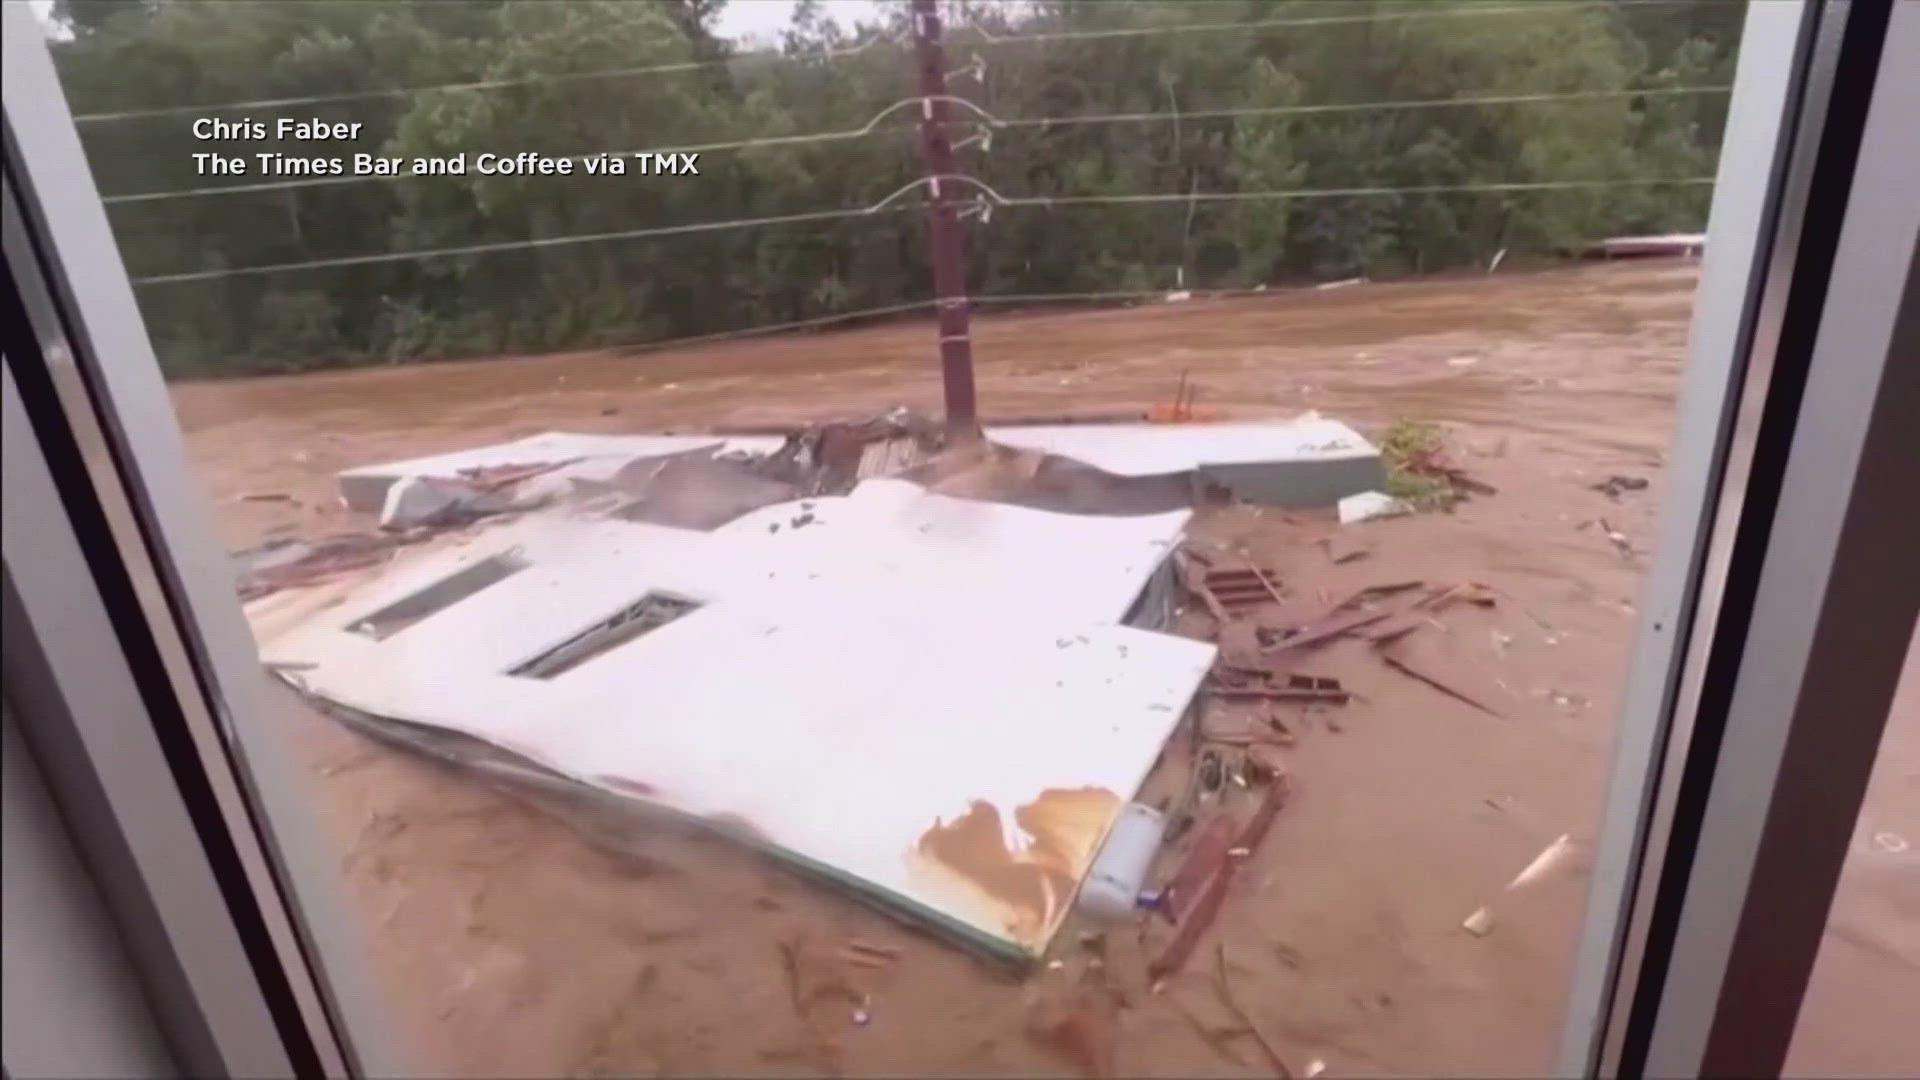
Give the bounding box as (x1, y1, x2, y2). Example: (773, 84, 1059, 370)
(909, 0, 980, 439)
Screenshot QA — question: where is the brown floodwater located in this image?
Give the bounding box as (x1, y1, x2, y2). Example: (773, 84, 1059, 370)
(169, 260, 1913, 1078)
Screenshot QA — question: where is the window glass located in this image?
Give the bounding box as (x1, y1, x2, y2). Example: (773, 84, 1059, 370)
(1786, 621, 1920, 1079)
(33, 1, 1768, 1073)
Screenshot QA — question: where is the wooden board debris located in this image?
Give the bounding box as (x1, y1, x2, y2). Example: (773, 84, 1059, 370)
(1150, 774, 1293, 980)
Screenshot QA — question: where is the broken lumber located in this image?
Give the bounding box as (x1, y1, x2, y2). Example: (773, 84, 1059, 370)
(1149, 775, 1293, 980)
(1375, 635, 1503, 717)
(1263, 608, 1392, 653)
(1161, 817, 1236, 924)
(1261, 580, 1427, 650)
(1237, 770, 1291, 852)
(1365, 613, 1430, 645)
(1202, 564, 1285, 606)
(1324, 535, 1372, 565)
(1203, 568, 1285, 612)
(1206, 686, 1349, 705)
(1462, 834, 1577, 938)
(1151, 855, 1233, 982)
(1177, 552, 1234, 624)
(1199, 730, 1296, 748)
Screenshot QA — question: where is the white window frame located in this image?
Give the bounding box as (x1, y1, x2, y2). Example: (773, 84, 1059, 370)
(5, 1, 1914, 1075)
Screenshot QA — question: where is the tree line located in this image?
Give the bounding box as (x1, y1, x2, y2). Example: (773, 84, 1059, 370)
(50, 0, 1744, 377)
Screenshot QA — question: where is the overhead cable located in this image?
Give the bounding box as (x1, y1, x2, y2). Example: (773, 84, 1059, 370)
(71, 36, 905, 124)
(616, 300, 938, 353)
(101, 95, 990, 205)
(132, 176, 1714, 286)
(103, 86, 1728, 205)
(961, 0, 1703, 47)
(134, 200, 920, 285)
(927, 175, 1715, 212)
(72, 0, 1698, 124)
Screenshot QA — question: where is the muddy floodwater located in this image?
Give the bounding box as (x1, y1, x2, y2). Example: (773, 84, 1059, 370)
(173, 261, 1915, 1077)
(169, 261, 1694, 547)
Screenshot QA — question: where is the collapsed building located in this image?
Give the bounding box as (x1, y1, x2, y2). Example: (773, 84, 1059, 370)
(245, 416, 1384, 963)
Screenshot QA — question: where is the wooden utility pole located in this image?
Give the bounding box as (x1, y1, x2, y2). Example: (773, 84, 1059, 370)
(909, 0, 980, 438)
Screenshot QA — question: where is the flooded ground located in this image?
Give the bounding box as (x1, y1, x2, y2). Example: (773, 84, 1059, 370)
(172, 260, 1915, 1077)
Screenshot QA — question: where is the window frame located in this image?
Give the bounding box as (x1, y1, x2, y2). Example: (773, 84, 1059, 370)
(4, 1, 1915, 1075)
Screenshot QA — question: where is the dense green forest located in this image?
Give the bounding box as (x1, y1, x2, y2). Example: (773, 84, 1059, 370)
(49, 0, 1744, 377)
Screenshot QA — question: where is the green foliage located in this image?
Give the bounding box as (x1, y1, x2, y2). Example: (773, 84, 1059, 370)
(50, 0, 1747, 378)
(1379, 417, 1456, 508)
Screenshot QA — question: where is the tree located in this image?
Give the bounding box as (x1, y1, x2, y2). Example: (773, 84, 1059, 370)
(49, 0, 1746, 376)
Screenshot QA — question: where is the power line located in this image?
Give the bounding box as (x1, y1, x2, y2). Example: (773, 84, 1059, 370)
(102, 86, 1729, 206)
(996, 85, 1730, 133)
(959, 0, 1703, 47)
(557, 281, 1419, 360)
(71, 36, 906, 125)
(133, 201, 920, 286)
(568, 261, 1663, 359)
(616, 300, 938, 354)
(99, 95, 983, 205)
(71, 0, 1698, 125)
(941, 175, 1715, 212)
(604, 286, 1329, 359)
(131, 176, 1714, 286)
